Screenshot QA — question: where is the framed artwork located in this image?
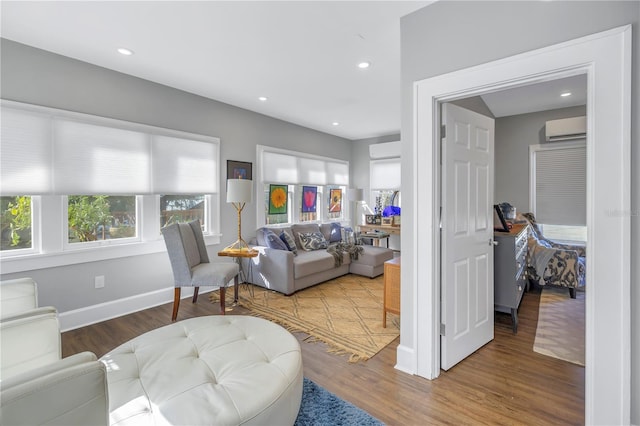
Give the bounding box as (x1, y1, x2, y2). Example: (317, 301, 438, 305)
(227, 160, 252, 180)
(269, 184, 288, 214)
(329, 188, 342, 213)
(302, 186, 317, 213)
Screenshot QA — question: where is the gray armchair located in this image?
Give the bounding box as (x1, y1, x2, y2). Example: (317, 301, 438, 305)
(0, 278, 109, 426)
(161, 220, 239, 320)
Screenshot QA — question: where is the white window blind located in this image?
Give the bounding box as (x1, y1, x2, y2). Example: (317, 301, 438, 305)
(1, 102, 220, 196)
(298, 158, 326, 184)
(370, 158, 401, 190)
(262, 151, 299, 184)
(54, 119, 150, 195)
(0, 108, 52, 195)
(531, 142, 586, 226)
(326, 161, 349, 185)
(152, 135, 218, 194)
(259, 146, 348, 186)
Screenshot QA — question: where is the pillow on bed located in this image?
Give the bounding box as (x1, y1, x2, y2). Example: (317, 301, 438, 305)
(298, 231, 329, 251)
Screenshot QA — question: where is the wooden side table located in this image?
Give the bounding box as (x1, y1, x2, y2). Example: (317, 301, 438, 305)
(383, 257, 401, 328)
(217, 249, 259, 301)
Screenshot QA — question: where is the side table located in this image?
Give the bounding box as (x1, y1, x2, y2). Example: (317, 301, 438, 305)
(383, 257, 401, 327)
(217, 249, 259, 301)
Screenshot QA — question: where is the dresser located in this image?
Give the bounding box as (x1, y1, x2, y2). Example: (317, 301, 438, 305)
(383, 257, 400, 328)
(494, 223, 529, 333)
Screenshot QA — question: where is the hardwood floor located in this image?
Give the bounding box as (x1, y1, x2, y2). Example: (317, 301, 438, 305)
(62, 284, 585, 425)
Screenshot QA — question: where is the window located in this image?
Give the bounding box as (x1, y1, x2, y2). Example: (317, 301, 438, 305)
(1, 196, 32, 251)
(257, 145, 349, 226)
(1, 100, 221, 271)
(160, 195, 205, 229)
(67, 196, 137, 244)
(530, 140, 586, 243)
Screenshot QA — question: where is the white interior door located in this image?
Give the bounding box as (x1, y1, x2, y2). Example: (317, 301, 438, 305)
(440, 103, 495, 370)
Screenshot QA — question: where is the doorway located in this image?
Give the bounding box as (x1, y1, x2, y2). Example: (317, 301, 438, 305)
(406, 26, 631, 424)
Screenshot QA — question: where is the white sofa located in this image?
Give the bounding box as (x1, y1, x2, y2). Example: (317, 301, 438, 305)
(244, 223, 394, 295)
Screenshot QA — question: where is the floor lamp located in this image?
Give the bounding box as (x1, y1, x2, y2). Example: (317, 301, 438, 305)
(224, 178, 253, 252)
(347, 188, 364, 229)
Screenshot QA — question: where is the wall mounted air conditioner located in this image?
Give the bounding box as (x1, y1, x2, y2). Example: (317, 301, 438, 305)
(545, 116, 586, 142)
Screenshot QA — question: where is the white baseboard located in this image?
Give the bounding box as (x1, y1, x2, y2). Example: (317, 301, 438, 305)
(395, 344, 416, 375)
(58, 286, 213, 332)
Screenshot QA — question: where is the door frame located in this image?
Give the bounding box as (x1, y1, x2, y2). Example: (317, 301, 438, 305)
(408, 26, 631, 424)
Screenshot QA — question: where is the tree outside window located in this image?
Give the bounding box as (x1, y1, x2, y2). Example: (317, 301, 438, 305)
(68, 196, 136, 243)
(1, 196, 32, 251)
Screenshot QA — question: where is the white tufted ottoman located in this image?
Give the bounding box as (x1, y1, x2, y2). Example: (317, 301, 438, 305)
(101, 315, 303, 426)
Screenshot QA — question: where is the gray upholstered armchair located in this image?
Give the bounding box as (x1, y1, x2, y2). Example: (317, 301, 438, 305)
(0, 278, 109, 425)
(523, 213, 586, 298)
(161, 220, 239, 320)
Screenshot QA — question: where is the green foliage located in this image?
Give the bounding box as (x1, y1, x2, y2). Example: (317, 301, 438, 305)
(68, 196, 113, 242)
(1, 196, 32, 248)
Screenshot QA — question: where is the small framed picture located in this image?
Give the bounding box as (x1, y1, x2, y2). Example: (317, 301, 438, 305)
(381, 217, 393, 226)
(392, 215, 401, 226)
(227, 160, 252, 180)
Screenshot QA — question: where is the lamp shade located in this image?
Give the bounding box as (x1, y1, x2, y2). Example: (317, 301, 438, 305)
(347, 188, 364, 202)
(227, 179, 253, 203)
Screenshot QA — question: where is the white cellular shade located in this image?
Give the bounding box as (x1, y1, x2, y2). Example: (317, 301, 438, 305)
(370, 158, 401, 190)
(262, 151, 298, 184)
(534, 143, 586, 226)
(298, 158, 326, 185)
(0, 108, 52, 195)
(54, 119, 150, 194)
(152, 135, 218, 194)
(326, 161, 349, 185)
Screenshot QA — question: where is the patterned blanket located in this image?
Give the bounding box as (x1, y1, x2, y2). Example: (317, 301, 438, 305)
(326, 242, 364, 267)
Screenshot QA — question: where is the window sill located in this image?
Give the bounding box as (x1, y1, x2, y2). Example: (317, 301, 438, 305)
(0, 234, 221, 274)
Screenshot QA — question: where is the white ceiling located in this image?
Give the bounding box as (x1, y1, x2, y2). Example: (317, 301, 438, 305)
(1, 1, 586, 141)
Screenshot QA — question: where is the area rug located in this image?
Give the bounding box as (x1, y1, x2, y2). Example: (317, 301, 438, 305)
(214, 274, 400, 362)
(533, 286, 585, 366)
(295, 377, 384, 426)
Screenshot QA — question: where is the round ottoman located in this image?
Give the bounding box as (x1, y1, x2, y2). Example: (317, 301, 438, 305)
(101, 316, 303, 426)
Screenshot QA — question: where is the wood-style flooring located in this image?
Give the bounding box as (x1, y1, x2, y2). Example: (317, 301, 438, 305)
(62, 283, 585, 425)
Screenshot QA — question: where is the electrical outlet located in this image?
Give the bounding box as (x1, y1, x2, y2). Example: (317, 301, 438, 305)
(94, 275, 105, 289)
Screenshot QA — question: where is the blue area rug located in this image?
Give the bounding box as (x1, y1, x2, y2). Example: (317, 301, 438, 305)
(295, 378, 385, 426)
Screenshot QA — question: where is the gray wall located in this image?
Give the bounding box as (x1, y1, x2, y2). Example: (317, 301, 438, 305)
(0, 39, 351, 313)
(495, 106, 587, 213)
(400, 1, 639, 423)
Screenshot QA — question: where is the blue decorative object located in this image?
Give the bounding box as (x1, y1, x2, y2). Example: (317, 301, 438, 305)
(382, 206, 401, 217)
(329, 222, 342, 242)
(263, 228, 288, 250)
(295, 378, 384, 426)
(280, 231, 298, 256)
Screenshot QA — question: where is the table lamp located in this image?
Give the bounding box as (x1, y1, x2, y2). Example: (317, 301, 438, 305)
(224, 178, 253, 252)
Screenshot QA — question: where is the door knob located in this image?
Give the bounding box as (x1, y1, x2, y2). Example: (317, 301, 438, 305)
(490, 239, 498, 246)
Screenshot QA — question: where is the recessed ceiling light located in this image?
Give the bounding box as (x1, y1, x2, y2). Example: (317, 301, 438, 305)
(258, 96, 268, 102)
(357, 61, 371, 69)
(117, 47, 134, 56)
(332, 122, 340, 126)
(561, 92, 572, 97)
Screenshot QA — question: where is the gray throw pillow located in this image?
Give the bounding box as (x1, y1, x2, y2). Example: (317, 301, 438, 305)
(298, 231, 329, 251)
(279, 230, 298, 256)
(263, 228, 288, 251)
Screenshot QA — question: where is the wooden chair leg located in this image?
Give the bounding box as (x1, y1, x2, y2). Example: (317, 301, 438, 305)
(192, 286, 199, 303)
(219, 286, 226, 315)
(569, 287, 576, 299)
(172, 288, 181, 322)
